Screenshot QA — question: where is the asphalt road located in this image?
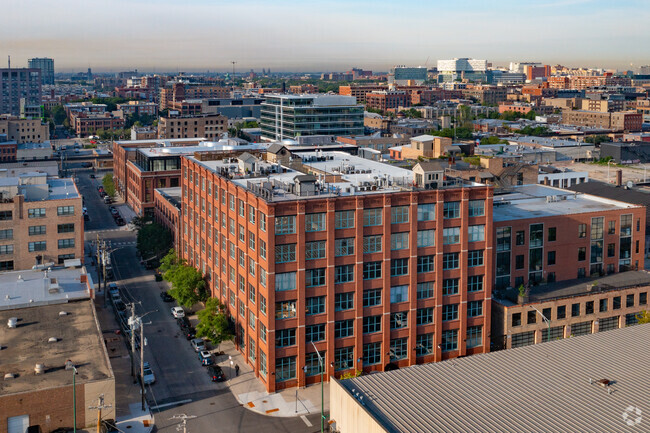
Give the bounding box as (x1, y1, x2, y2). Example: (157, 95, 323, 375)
(76, 171, 119, 231)
(80, 173, 319, 433)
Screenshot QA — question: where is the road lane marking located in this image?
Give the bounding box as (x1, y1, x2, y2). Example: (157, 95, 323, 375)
(301, 415, 313, 426)
(150, 399, 192, 410)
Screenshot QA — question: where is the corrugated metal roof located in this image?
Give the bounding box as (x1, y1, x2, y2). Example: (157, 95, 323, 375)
(339, 324, 650, 433)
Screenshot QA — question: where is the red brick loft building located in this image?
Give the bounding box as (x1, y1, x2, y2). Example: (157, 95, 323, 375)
(179, 150, 493, 392)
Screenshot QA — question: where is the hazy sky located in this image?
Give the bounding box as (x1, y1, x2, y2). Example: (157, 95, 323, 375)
(2, 0, 649, 72)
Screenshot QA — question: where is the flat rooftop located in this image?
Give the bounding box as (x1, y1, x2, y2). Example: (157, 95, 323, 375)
(0, 267, 91, 311)
(338, 323, 650, 433)
(155, 187, 182, 208)
(138, 142, 267, 157)
(48, 177, 80, 200)
(0, 300, 112, 395)
(115, 137, 206, 146)
(493, 184, 639, 221)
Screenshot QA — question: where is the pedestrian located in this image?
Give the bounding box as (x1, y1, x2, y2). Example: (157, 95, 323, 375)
(235, 364, 240, 376)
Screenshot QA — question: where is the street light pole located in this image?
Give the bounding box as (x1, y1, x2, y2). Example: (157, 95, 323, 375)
(530, 305, 551, 343)
(311, 341, 325, 433)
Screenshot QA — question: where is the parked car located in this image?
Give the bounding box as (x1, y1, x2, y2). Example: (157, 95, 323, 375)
(183, 326, 196, 340)
(207, 365, 225, 382)
(103, 196, 112, 204)
(115, 218, 126, 226)
(177, 316, 191, 329)
(89, 174, 96, 178)
(171, 307, 185, 318)
(160, 291, 173, 302)
(198, 351, 213, 366)
(190, 338, 205, 352)
(142, 362, 155, 385)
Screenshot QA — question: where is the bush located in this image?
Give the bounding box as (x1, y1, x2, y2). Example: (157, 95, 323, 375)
(102, 173, 116, 197)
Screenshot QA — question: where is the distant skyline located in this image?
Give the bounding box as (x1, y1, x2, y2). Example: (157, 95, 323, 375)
(2, 0, 649, 73)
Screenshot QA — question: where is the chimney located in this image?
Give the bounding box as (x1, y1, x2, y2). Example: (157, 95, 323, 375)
(616, 169, 623, 187)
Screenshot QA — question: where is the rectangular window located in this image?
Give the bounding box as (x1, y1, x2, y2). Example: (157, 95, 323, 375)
(249, 232, 256, 250)
(571, 303, 580, 317)
(468, 225, 485, 242)
(416, 307, 434, 325)
(443, 202, 460, 219)
(334, 319, 354, 338)
(613, 296, 621, 310)
(417, 255, 435, 273)
(0, 260, 15, 271)
(0, 211, 12, 221)
(548, 251, 556, 266)
(238, 224, 245, 242)
(0, 229, 13, 239)
(468, 250, 484, 267)
(442, 252, 459, 270)
(260, 295, 267, 315)
(468, 275, 483, 292)
(363, 235, 382, 253)
(548, 227, 556, 242)
(57, 206, 75, 216)
(58, 238, 75, 249)
(468, 200, 484, 217)
(249, 205, 256, 224)
(260, 240, 267, 260)
(442, 304, 459, 321)
(28, 208, 46, 218)
(334, 347, 354, 371)
(417, 203, 435, 221)
(557, 305, 566, 319)
(276, 329, 296, 347)
(249, 311, 256, 330)
(305, 213, 326, 232)
(335, 210, 355, 229)
(275, 300, 297, 319)
(334, 265, 354, 284)
(305, 241, 326, 260)
(363, 208, 382, 226)
(443, 227, 460, 244)
(306, 296, 326, 315)
(275, 215, 296, 234)
(306, 268, 326, 287)
(29, 225, 46, 236)
(259, 351, 267, 376)
(58, 224, 74, 234)
(516, 230, 525, 246)
(391, 232, 409, 250)
(512, 313, 521, 326)
(305, 351, 325, 376)
(363, 289, 382, 307)
(441, 329, 458, 351)
(334, 292, 354, 311)
(28, 241, 46, 252)
(275, 356, 296, 381)
(363, 261, 382, 280)
(466, 326, 483, 348)
(417, 281, 434, 299)
(391, 206, 409, 224)
(417, 229, 435, 248)
(229, 194, 234, 210)
(591, 217, 604, 240)
(496, 227, 511, 251)
(238, 199, 245, 217)
(468, 300, 483, 317)
(335, 238, 354, 256)
(275, 244, 296, 263)
(390, 337, 408, 361)
(275, 272, 296, 291)
(363, 342, 381, 365)
(0, 245, 14, 255)
(390, 285, 408, 303)
(578, 223, 587, 238)
(442, 278, 459, 295)
(305, 324, 326, 343)
(578, 247, 586, 261)
(529, 223, 543, 247)
(391, 258, 408, 276)
(416, 333, 434, 356)
(260, 212, 267, 231)
(390, 311, 408, 329)
(640, 292, 647, 305)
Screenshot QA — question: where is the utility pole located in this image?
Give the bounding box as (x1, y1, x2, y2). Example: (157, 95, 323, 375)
(102, 240, 108, 307)
(130, 303, 136, 383)
(170, 414, 196, 433)
(88, 394, 112, 433)
(140, 318, 146, 411)
(96, 235, 101, 299)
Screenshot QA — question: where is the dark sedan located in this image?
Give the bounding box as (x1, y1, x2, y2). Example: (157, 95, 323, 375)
(160, 291, 174, 302)
(207, 365, 225, 382)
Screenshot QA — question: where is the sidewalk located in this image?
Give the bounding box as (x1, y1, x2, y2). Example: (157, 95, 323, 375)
(216, 341, 329, 418)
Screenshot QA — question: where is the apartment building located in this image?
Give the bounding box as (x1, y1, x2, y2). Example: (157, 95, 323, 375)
(462, 86, 507, 105)
(0, 68, 42, 116)
(492, 271, 650, 350)
(159, 83, 230, 110)
(0, 173, 83, 270)
(157, 114, 228, 140)
(71, 113, 125, 137)
(0, 115, 49, 143)
(154, 187, 182, 250)
(561, 110, 642, 131)
(493, 185, 645, 290)
(365, 91, 410, 112)
(116, 100, 158, 116)
(260, 94, 364, 141)
(179, 150, 493, 392)
(28, 57, 55, 85)
(339, 84, 387, 103)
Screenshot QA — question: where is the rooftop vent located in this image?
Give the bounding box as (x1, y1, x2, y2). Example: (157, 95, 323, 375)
(48, 337, 58, 343)
(58, 311, 67, 317)
(4, 373, 15, 380)
(34, 364, 45, 374)
(7, 317, 17, 328)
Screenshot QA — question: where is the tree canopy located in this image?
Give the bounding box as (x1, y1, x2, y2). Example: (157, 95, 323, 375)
(102, 173, 116, 197)
(136, 221, 172, 266)
(430, 127, 473, 140)
(196, 298, 233, 348)
(160, 249, 208, 308)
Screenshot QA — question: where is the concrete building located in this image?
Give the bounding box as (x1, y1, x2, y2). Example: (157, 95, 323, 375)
(388, 66, 428, 85)
(0, 68, 42, 116)
(27, 58, 55, 85)
(179, 150, 492, 392)
(157, 113, 228, 141)
(492, 270, 650, 350)
(0, 174, 84, 270)
(260, 94, 364, 140)
(0, 115, 49, 143)
(329, 322, 650, 433)
(493, 185, 645, 290)
(437, 58, 488, 82)
(600, 141, 650, 164)
(0, 268, 116, 433)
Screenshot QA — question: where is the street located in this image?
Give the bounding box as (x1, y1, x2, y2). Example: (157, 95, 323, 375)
(77, 171, 319, 433)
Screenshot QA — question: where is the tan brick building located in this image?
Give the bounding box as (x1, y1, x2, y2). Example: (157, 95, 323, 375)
(339, 84, 387, 103)
(157, 114, 228, 140)
(562, 110, 643, 131)
(0, 174, 84, 270)
(0, 115, 50, 143)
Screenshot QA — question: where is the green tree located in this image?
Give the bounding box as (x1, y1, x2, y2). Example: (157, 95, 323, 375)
(480, 136, 509, 145)
(636, 310, 650, 324)
(136, 222, 172, 265)
(50, 105, 67, 125)
(102, 173, 116, 197)
(584, 135, 609, 146)
(165, 262, 207, 308)
(159, 249, 179, 274)
(196, 298, 233, 348)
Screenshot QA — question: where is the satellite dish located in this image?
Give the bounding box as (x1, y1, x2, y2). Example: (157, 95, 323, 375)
(627, 181, 634, 189)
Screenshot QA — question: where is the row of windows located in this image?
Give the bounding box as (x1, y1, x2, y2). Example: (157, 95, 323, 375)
(26, 206, 76, 219)
(26, 238, 76, 252)
(27, 224, 75, 236)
